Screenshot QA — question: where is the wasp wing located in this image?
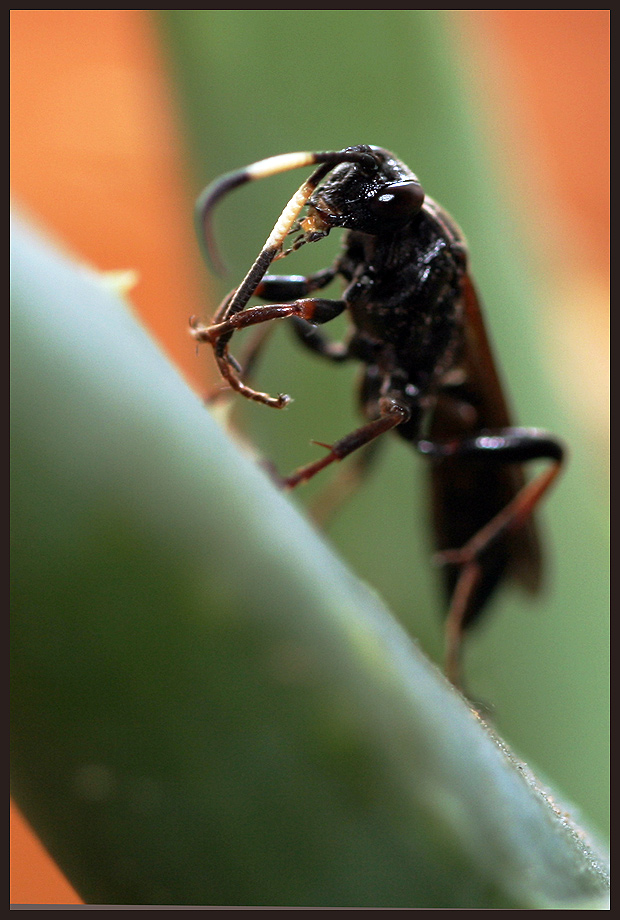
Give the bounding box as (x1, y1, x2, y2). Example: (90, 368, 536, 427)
(427, 274, 543, 626)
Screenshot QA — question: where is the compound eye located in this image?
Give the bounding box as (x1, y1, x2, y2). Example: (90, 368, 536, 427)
(369, 180, 425, 222)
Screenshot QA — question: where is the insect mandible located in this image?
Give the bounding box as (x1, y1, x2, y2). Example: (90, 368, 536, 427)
(190, 145, 565, 688)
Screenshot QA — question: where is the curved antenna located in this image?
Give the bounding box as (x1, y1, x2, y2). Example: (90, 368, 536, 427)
(194, 147, 378, 276)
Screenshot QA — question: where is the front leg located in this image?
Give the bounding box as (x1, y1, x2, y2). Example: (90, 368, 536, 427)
(191, 297, 347, 407)
(203, 269, 342, 404)
(253, 267, 337, 301)
(256, 270, 350, 364)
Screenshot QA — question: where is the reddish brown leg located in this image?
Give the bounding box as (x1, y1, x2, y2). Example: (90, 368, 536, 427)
(308, 440, 383, 526)
(204, 323, 276, 405)
(438, 459, 563, 688)
(191, 297, 346, 408)
(444, 562, 483, 689)
(271, 398, 410, 490)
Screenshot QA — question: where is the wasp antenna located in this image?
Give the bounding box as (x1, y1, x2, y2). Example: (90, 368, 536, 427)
(195, 149, 379, 276)
(195, 153, 320, 276)
(194, 170, 246, 276)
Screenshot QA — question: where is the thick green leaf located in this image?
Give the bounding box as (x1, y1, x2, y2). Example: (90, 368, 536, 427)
(10, 214, 609, 907)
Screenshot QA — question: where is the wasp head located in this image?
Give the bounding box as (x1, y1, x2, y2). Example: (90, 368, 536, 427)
(306, 147, 425, 236)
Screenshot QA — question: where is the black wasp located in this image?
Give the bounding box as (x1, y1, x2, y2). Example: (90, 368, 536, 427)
(190, 145, 564, 687)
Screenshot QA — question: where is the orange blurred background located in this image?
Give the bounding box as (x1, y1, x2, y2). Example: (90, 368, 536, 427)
(10, 9, 608, 905)
(10, 9, 207, 397)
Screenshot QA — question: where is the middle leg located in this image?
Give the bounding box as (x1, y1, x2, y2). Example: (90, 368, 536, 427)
(273, 397, 410, 490)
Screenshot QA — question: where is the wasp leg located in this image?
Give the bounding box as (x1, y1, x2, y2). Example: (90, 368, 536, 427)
(308, 439, 383, 526)
(203, 269, 340, 404)
(191, 297, 347, 407)
(273, 398, 410, 490)
(198, 261, 335, 338)
(253, 267, 337, 301)
(288, 318, 350, 363)
(249, 269, 350, 367)
(417, 428, 565, 688)
(203, 323, 277, 405)
(258, 269, 350, 362)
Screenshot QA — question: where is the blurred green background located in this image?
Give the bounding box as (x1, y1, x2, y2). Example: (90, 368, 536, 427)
(155, 10, 609, 838)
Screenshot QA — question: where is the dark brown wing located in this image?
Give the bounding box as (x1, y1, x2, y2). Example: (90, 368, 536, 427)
(427, 273, 543, 626)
